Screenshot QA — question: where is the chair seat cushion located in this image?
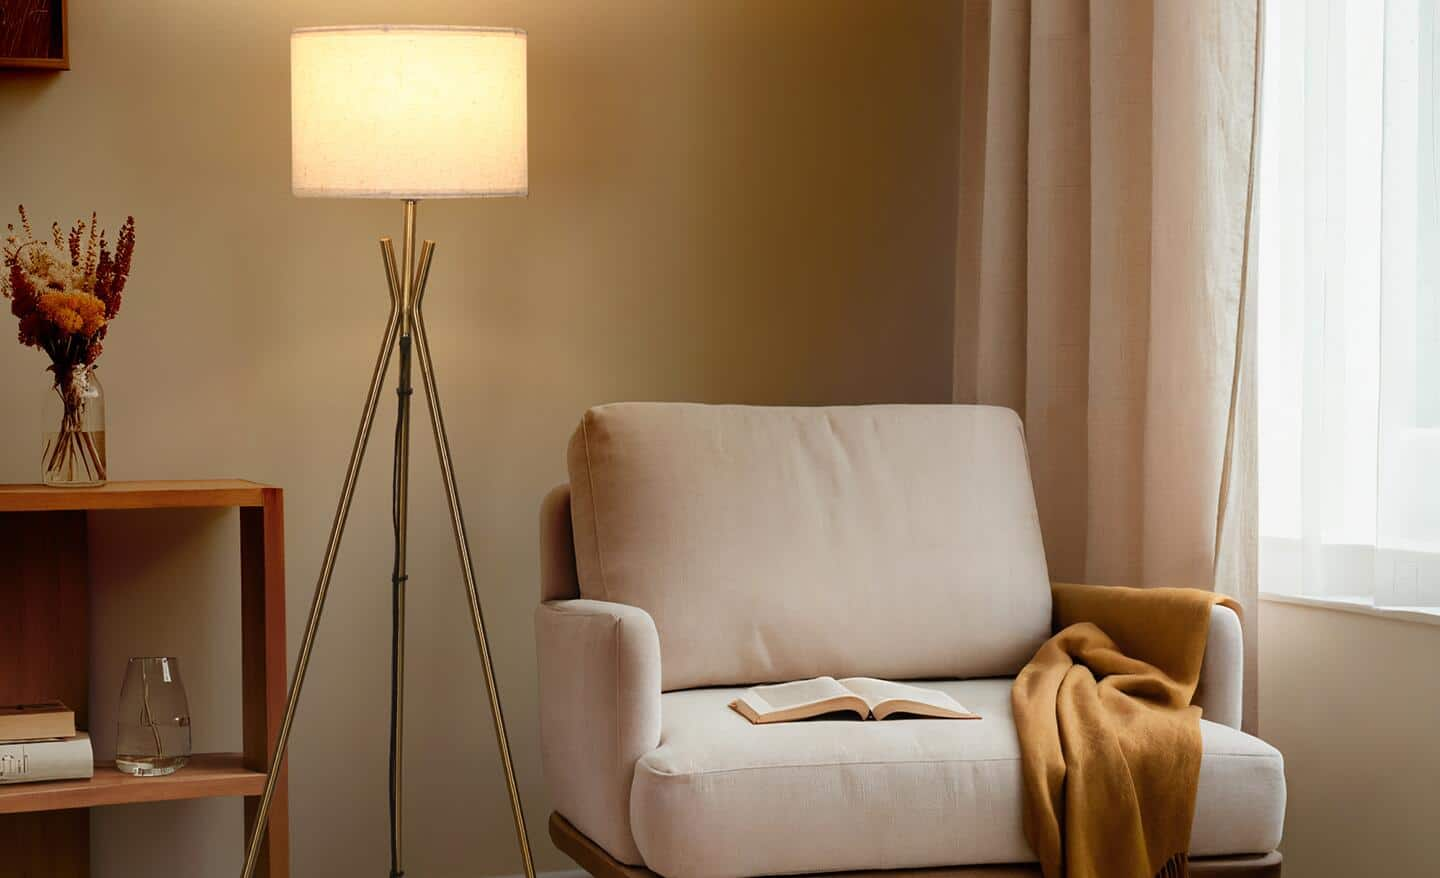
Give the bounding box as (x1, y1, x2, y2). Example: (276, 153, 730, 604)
(629, 679, 1285, 878)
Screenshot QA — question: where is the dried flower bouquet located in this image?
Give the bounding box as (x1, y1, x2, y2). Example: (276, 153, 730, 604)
(3, 205, 135, 484)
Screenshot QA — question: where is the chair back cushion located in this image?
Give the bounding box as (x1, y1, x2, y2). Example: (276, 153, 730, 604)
(567, 403, 1051, 690)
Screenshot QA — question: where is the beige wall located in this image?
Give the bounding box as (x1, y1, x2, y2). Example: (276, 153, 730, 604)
(0, 2, 963, 875)
(1260, 600, 1440, 876)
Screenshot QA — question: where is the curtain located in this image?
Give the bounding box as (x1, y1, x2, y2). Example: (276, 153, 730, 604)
(952, 0, 1262, 730)
(1258, 0, 1440, 610)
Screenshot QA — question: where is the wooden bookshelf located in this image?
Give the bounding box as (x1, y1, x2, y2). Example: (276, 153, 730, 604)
(0, 480, 289, 877)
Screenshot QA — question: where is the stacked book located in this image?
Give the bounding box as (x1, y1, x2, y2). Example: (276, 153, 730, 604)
(0, 702, 93, 785)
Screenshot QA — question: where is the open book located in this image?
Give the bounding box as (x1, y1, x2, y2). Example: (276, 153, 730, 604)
(730, 676, 981, 724)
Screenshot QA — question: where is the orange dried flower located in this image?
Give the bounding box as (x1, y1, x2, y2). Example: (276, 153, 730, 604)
(3, 205, 136, 372)
(37, 291, 107, 336)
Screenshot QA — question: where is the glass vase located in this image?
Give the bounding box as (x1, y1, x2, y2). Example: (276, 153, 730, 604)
(42, 364, 107, 487)
(116, 657, 192, 777)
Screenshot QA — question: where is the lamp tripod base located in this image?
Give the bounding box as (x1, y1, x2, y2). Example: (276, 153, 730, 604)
(240, 200, 536, 878)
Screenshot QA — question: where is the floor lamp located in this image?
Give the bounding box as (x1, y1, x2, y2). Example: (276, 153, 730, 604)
(240, 26, 534, 878)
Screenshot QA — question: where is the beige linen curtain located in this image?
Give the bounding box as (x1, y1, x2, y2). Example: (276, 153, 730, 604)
(952, 0, 1262, 731)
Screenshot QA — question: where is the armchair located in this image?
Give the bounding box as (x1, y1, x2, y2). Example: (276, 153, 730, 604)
(537, 404, 1284, 877)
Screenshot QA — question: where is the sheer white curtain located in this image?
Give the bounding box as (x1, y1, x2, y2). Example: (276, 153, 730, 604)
(1259, 0, 1440, 608)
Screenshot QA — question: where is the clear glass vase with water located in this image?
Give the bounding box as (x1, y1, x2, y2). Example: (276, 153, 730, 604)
(116, 657, 192, 776)
(42, 364, 107, 487)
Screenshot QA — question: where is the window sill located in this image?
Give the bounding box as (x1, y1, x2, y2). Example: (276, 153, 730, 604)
(1260, 591, 1440, 627)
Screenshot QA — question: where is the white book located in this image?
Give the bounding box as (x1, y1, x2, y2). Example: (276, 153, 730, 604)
(0, 732, 94, 784)
(730, 677, 981, 724)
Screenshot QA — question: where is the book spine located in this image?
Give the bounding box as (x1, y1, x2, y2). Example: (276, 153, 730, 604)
(0, 736, 94, 785)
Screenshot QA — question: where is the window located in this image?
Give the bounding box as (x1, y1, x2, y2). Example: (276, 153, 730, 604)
(1258, 0, 1440, 609)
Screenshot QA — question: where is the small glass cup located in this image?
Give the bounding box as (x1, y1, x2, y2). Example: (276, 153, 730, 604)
(116, 657, 192, 776)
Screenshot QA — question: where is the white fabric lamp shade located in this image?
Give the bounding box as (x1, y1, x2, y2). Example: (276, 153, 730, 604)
(291, 25, 527, 199)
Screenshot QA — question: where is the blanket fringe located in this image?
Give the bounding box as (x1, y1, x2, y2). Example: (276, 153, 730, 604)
(1155, 852, 1189, 878)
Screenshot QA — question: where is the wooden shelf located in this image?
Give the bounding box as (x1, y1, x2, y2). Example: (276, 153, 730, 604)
(0, 479, 272, 512)
(0, 479, 289, 876)
(0, 754, 264, 814)
(0, 56, 69, 70)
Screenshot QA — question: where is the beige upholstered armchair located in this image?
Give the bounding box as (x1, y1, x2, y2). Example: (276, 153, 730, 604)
(537, 403, 1285, 877)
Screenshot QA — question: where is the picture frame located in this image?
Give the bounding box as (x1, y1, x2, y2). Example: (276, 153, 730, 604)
(0, 0, 69, 71)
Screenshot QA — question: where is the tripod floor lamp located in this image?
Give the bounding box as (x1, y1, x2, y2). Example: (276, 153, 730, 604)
(241, 25, 534, 878)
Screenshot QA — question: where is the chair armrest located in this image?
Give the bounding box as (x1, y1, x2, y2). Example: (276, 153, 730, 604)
(536, 598, 661, 865)
(1053, 583, 1244, 729)
(1194, 604, 1243, 729)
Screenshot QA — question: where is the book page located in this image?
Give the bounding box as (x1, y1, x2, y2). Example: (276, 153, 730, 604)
(838, 678, 979, 720)
(0, 701, 76, 742)
(730, 677, 870, 723)
(745, 677, 853, 711)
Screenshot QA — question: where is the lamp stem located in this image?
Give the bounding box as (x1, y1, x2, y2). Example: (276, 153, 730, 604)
(388, 198, 419, 876)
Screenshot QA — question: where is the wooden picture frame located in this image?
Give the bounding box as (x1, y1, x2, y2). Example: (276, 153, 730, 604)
(0, 0, 69, 70)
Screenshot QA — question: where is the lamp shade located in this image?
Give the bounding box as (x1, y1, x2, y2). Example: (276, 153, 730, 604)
(291, 25, 527, 199)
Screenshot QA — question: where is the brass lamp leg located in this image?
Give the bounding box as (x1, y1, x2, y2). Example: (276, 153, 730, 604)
(412, 246, 538, 878)
(239, 241, 403, 878)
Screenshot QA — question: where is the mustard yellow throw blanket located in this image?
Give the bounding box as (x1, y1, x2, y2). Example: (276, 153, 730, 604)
(1012, 583, 1241, 878)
